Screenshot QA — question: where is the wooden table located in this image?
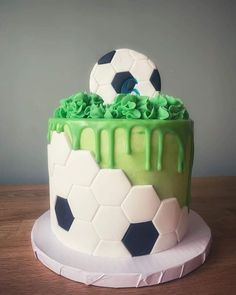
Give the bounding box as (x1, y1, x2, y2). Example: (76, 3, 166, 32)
(0, 177, 236, 295)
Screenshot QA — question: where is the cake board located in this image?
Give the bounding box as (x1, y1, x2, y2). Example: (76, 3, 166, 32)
(31, 210, 211, 288)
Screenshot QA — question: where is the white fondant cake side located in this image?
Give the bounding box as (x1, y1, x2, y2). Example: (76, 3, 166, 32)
(48, 131, 189, 257)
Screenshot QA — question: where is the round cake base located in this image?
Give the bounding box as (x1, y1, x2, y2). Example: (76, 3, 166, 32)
(31, 210, 211, 288)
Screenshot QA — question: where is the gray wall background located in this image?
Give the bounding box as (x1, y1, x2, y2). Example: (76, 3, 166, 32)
(0, 0, 235, 184)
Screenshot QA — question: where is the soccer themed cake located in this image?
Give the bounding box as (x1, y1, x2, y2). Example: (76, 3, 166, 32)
(31, 49, 211, 288)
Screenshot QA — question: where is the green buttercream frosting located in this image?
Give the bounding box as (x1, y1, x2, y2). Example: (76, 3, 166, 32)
(54, 92, 105, 119)
(53, 92, 189, 120)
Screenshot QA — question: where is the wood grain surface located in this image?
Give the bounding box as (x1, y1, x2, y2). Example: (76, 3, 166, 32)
(0, 177, 236, 295)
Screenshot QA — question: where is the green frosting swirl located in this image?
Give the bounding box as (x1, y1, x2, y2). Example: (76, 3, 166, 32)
(53, 92, 189, 120)
(54, 92, 105, 119)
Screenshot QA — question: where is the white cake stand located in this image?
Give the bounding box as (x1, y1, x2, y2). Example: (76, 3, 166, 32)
(31, 210, 211, 288)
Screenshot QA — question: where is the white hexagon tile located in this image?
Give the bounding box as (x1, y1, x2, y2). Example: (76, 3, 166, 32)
(153, 198, 181, 234)
(111, 49, 134, 72)
(48, 131, 71, 176)
(66, 219, 100, 254)
(68, 185, 99, 221)
(91, 169, 131, 206)
(136, 81, 157, 97)
(130, 59, 155, 81)
(92, 206, 129, 241)
(128, 49, 147, 60)
(49, 180, 57, 210)
(94, 240, 131, 257)
(51, 166, 70, 197)
(52, 150, 100, 197)
(51, 215, 73, 246)
(151, 232, 178, 253)
(176, 207, 189, 242)
(89, 74, 98, 93)
(96, 84, 117, 104)
(92, 63, 115, 85)
(122, 185, 161, 223)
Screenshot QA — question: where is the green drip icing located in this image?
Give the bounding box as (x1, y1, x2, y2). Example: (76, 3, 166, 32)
(145, 128, 152, 170)
(160, 128, 186, 174)
(47, 120, 64, 142)
(125, 126, 132, 154)
(64, 123, 84, 150)
(177, 137, 185, 173)
(108, 127, 115, 167)
(56, 123, 62, 132)
(157, 131, 164, 171)
(94, 128, 102, 163)
(47, 126, 52, 142)
(186, 135, 195, 207)
(48, 118, 193, 174)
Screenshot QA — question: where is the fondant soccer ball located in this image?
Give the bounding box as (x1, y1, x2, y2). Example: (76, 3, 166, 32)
(89, 49, 161, 103)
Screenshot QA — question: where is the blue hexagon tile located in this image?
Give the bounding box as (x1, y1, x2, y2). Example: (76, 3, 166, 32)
(122, 221, 159, 256)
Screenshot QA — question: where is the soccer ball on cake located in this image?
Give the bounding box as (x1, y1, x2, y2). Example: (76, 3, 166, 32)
(89, 48, 161, 103)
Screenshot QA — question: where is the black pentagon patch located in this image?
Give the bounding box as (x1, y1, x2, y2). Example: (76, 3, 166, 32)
(98, 50, 116, 64)
(112, 71, 136, 93)
(150, 69, 161, 91)
(122, 221, 159, 256)
(55, 196, 74, 231)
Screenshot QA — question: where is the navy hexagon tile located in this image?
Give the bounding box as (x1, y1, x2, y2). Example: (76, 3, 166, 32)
(122, 221, 159, 256)
(150, 69, 161, 91)
(55, 196, 74, 231)
(98, 50, 116, 65)
(112, 71, 136, 93)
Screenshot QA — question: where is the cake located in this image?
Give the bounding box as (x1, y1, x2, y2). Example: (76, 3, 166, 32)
(47, 49, 194, 258)
(32, 49, 211, 287)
